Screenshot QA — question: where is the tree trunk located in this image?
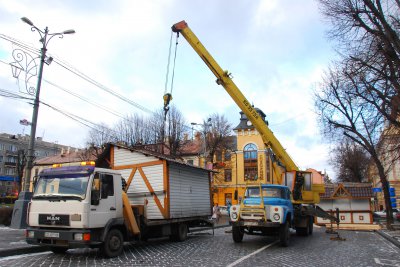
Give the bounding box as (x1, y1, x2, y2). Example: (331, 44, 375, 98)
(375, 158, 394, 230)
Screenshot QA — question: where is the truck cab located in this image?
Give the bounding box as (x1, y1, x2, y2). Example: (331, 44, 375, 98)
(230, 184, 293, 246)
(26, 162, 127, 257)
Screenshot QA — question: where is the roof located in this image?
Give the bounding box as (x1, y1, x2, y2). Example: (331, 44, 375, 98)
(320, 183, 373, 199)
(233, 108, 268, 131)
(34, 149, 98, 165)
(106, 143, 216, 172)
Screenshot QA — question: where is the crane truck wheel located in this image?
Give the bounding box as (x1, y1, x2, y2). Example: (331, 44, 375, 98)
(232, 226, 244, 243)
(279, 220, 290, 247)
(100, 228, 124, 258)
(295, 227, 308, 236)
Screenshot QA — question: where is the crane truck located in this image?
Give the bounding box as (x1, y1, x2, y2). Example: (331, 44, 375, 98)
(171, 20, 338, 246)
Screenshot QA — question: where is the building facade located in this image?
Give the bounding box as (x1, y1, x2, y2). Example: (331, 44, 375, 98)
(180, 109, 328, 207)
(0, 132, 76, 195)
(370, 124, 400, 211)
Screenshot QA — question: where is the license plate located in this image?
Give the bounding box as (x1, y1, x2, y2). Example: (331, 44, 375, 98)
(244, 221, 258, 226)
(44, 232, 59, 238)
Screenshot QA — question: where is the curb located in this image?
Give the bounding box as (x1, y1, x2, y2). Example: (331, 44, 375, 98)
(0, 245, 50, 258)
(376, 230, 400, 249)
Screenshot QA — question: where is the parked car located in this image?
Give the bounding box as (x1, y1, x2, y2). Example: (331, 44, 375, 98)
(396, 212, 400, 222)
(373, 208, 399, 219)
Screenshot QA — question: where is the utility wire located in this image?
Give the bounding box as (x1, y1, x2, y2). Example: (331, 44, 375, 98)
(0, 33, 153, 114)
(0, 33, 195, 133)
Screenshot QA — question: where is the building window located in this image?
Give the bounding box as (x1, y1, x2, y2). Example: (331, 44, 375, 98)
(225, 193, 232, 206)
(224, 169, 232, 182)
(244, 143, 258, 181)
(216, 151, 222, 162)
(224, 151, 231, 161)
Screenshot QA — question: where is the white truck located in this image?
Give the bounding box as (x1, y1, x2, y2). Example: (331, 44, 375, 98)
(26, 144, 212, 257)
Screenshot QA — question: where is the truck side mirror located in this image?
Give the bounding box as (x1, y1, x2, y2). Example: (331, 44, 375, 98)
(91, 189, 100, 205)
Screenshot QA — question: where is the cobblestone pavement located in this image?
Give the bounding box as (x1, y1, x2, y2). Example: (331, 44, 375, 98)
(0, 226, 399, 267)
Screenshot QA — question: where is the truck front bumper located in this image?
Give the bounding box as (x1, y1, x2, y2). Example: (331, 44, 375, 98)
(26, 227, 102, 249)
(233, 221, 281, 227)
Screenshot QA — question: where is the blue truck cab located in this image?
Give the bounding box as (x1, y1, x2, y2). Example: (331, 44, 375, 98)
(230, 184, 294, 246)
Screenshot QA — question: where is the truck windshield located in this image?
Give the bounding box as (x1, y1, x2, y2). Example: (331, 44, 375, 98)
(263, 188, 283, 198)
(33, 175, 89, 200)
(246, 187, 283, 198)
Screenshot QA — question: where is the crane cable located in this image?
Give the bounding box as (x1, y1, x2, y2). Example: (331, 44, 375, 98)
(163, 30, 179, 120)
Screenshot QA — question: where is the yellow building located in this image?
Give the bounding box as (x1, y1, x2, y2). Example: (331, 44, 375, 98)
(370, 124, 400, 211)
(212, 109, 274, 206)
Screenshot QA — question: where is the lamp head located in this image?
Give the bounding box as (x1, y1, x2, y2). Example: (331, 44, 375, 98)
(21, 17, 33, 26)
(63, 29, 75, 35)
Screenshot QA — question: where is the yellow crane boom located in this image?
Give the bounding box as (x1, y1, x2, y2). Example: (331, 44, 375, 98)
(172, 20, 324, 204)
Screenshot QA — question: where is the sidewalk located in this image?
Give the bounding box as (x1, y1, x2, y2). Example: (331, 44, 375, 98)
(376, 223, 400, 249)
(0, 226, 49, 257)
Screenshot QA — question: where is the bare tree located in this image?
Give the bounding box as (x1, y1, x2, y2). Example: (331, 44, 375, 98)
(315, 65, 395, 228)
(331, 139, 370, 183)
(203, 113, 233, 163)
(114, 114, 151, 146)
(164, 106, 188, 156)
(318, 0, 400, 127)
(85, 123, 116, 148)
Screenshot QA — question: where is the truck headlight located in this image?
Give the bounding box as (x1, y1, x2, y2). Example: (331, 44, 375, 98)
(232, 212, 238, 220)
(273, 214, 280, 221)
(73, 233, 91, 241)
(74, 233, 83, 241)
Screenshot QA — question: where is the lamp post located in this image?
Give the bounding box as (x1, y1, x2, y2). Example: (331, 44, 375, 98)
(11, 17, 75, 229)
(191, 118, 211, 168)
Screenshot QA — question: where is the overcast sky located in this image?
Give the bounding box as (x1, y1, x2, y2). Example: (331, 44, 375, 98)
(0, 0, 338, 179)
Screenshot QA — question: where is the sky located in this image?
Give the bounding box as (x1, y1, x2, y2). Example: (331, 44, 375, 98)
(0, 0, 338, 179)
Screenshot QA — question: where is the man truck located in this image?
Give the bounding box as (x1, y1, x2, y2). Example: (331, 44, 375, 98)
(26, 144, 213, 257)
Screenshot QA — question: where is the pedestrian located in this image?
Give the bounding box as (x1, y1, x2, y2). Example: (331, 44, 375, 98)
(227, 201, 232, 225)
(212, 204, 220, 223)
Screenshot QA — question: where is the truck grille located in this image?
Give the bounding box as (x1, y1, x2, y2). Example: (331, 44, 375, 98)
(38, 214, 70, 226)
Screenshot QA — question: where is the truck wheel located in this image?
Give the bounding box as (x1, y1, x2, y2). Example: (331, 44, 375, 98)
(279, 221, 290, 247)
(101, 228, 124, 258)
(308, 216, 314, 235)
(176, 223, 188, 242)
(50, 247, 68, 254)
(232, 226, 244, 243)
(295, 227, 308, 236)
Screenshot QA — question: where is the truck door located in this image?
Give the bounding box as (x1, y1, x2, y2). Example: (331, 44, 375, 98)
(90, 172, 117, 228)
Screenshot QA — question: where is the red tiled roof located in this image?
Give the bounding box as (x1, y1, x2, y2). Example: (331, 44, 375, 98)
(34, 150, 98, 165)
(320, 183, 373, 199)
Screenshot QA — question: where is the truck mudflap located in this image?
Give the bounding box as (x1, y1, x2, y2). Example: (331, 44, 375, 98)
(234, 221, 281, 227)
(26, 227, 102, 249)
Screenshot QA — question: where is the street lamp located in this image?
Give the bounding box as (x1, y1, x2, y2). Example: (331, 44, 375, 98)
(11, 17, 75, 229)
(191, 118, 211, 168)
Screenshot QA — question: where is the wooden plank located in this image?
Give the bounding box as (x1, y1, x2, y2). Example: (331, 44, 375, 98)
(324, 223, 381, 231)
(113, 160, 164, 170)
